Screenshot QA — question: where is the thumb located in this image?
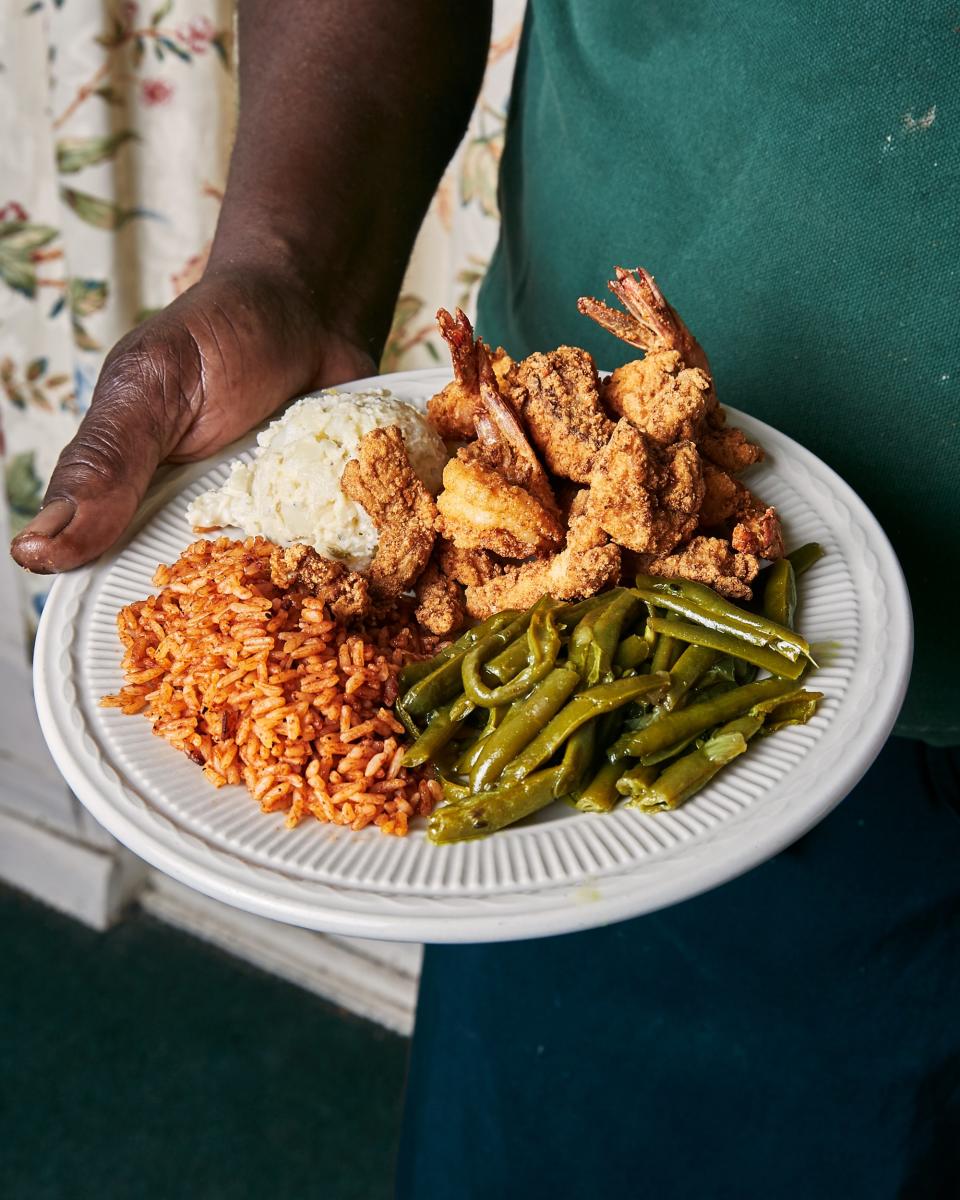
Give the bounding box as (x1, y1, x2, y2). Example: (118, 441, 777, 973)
(10, 345, 188, 573)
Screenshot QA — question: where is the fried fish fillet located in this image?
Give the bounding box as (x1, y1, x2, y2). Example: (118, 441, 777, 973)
(586, 419, 704, 555)
(414, 557, 466, 636)
(340, 425, 437, 598)
(634, 536, 760, 601)
(700, 408, 765, 473)
(464, 529, 621, 618)
(269, 544, 373, 621)
(514, 346, 614, 483)
(700, 461, 784, 559)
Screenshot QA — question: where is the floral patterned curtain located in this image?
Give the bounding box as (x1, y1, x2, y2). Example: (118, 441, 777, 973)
(0, 0, 524, 635)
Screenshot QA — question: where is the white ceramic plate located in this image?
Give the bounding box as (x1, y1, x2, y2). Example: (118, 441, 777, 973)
(34, 368, 912, 943)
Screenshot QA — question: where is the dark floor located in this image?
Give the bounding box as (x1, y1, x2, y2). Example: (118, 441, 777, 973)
(0, 885, 408, 1200)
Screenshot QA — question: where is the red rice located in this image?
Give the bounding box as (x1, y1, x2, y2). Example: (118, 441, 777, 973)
(101, 537, 444, 835)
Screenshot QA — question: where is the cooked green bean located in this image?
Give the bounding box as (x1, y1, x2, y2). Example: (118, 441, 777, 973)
(645, 615, 807, 679)
(575, 759, 634, 812)
(650, 629, 682, 673)
(428, 766, 565, 843)
(762, 558, 797, 628)
(625, 713, 763, 811)
(569, 590, 643, 686)
(555, 721, 597, 797)
(469, 668, 581, 792)
(502, 672, 670, 784)
(483, 593, 632, 684)
(759, 690, 823, 733)
(455, 705, 508, 774)
(402, 694, 476, 767)
(788, 542, 825, 577)
(661, 644, 720, 712)
(615, 762, 663, 801)
(613, 634, 650, 671)
(608, 675, 799, 763)
(397, 657, 438, 693)
(402, 611, 518, 718)
(464, 601, 561, 707)
(634, 574, 811, 662)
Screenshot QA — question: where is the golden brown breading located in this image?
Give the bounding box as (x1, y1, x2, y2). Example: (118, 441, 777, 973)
(586, 420, 704, 555)
(699, 462, 784, 559)
(465, 539, 621, 618)
(601, 349, 715, 444)
(700, 408, 765, 473)
(340, 425, 437, 598)
(269, 544, 373, 621)
(699, 460, 743, 527)
(513, 346, 614, 482)
(731, 505, 785, 561)
(436, 454, 563, 559)
(414, 558, 466, 636)
(437, 542, 503, 588)
(636, 536, 760, 601)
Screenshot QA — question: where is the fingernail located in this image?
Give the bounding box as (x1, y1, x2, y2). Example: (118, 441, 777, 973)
(17, 498, 76, 541)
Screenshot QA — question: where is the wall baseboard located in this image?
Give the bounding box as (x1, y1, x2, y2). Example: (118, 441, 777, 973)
(0, 808, 146, 931)
(140, 873, 422, 1037)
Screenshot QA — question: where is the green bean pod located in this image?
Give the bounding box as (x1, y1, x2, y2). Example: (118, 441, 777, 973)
(650, 628, 682, 673)
(625, 714, 763, 811)
(428, 766, 565, 843)
(576, 759, 633, 812)
(463, 601, 561, 707)
(787, 542, 825, 577)
(469, 668, 581, 793)
(554, 721, 597, 797)
(608, 675, 800, 763)
(661, 643, 721, 712)
(401, 611, 518, 718)
(633, 574, 811, 663)
(501, 672, 670, 784)
(614, 762, 661, 801)
(762, 557, 798, 628)
(613, 634, 650, 671)
(397, 657, 439, 694)
(401, 694, 476, 768)
(568, 590, 643, 686)
(645, 615, 807, 680)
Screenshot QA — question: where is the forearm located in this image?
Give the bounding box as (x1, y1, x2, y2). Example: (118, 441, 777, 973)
(209, 0, 493, 357)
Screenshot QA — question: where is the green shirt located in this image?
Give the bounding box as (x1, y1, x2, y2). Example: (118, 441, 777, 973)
(479, 0, 959, 745)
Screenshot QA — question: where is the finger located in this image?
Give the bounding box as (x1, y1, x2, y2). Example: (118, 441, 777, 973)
(10, 341, 195, 573)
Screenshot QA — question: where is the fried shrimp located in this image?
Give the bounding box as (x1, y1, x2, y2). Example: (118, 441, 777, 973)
(577, 265, 711, 373)
(437, 454, 563, 559)
(427, 308, 517, 441)
(340, 425, 438, 598)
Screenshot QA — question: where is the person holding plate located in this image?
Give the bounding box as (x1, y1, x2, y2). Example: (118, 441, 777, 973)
(11, 2, 959, 1197)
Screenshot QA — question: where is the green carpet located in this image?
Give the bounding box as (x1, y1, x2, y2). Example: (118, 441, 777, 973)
(0, 885, 408, 1200)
